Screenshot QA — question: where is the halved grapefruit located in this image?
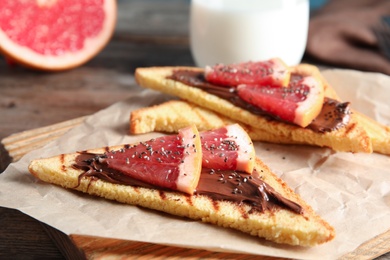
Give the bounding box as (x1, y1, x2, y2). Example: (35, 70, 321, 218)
(237, 75, 325, 128)
(201, 124, 255, 174)
(204, 58, 290, 87)
(104, 125, 202, 195)
(0, 0, 117, 71)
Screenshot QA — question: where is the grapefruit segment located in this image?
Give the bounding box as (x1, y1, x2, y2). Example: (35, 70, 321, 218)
(104, 125, 202, 195)
(177, 125, 203, 195)
(294, 76, 326, 127)
(100, 124, 255, 195)
(204, 58, 290, 87)
(237, 75, 325, 128)
(201, 124, 255, 174)
(0, 0, 117, 71)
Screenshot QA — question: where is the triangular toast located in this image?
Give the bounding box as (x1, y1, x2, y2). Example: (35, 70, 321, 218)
(353, 111, 390, 155)
(130, 100, 390, 155)
(28, 143, 335, 247)
(135, 64, 373, 153)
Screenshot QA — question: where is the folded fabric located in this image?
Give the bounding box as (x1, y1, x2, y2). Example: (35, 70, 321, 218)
(305, 0, 390, 75)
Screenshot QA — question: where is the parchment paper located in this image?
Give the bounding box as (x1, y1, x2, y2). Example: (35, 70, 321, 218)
(0, 69, 389, 259)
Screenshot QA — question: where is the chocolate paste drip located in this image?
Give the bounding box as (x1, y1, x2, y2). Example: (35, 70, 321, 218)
(196, 168, 303, 214)
(310, 99, 351, 132)
(74, 152, 156, 189)
(168, 70, 351, 132)
(73, 152, 303, 215)
(168, 70, 269, 117)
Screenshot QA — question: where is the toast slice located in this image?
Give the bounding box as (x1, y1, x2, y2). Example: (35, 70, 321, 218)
(131, 100, 296, 143)
(135, 64, 372, 153)
(353, 111, 390, 155)
(130, 100, 390, 155)
(28, 144, 335, 247)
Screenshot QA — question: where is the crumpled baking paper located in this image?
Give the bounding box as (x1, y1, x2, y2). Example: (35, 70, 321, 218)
(0, 69, 389, 259)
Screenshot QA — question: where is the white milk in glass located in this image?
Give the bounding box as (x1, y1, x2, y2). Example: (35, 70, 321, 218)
(190, 0, 309, 67)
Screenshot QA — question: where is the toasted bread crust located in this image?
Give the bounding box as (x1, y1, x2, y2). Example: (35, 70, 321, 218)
(130, 100, 237, 134)
(353, 111, 390, 155)
(28, 145, 335, 247)
(134, 65, 373, 153)
(130, 99, 390, 155)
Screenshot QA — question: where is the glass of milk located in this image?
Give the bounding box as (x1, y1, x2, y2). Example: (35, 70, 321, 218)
(190, 0, 309, 67)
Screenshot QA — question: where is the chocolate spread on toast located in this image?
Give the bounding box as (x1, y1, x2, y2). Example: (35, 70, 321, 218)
(74, 152, 303, 215)
(168, 70, 351, 132)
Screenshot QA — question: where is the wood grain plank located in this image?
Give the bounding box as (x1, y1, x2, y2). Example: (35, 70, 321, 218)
(1, 116, 87, 161)
(70, 235, 284, 260)
(340, 229, 390, 260)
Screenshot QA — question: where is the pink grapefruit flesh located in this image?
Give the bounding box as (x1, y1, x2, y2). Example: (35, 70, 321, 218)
(104, 125, 202, 195)
(237, 75, 325, 127)
(201, 124, 255, 174)
(204, 58, 290, 88)
(0, 0, 117, 71)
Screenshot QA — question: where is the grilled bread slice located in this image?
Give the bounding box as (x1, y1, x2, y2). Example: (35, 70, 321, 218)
(131, 100, 297, 143)
(135, 64, 372, 153)
(28, 145, 335, 247)
(130, 100, 390, 155)
(353, 111, 390, 155)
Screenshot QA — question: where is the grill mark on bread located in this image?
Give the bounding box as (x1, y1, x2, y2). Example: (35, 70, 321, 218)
(159, 190, 167, 200)
(60, 154, 66, 172)
(211, 199, 220, 212)
(239, 206, 249, 219)
(345, 121, 357, 135)
(345, 121, 371, 150)
(185, 195, 193, 206)
(133, 186, 140, 194)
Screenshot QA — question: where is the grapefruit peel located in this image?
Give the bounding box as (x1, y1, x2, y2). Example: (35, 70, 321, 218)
(176, 124, 203, 195)
(237, 75, 325, 128)
(0, 0, 117, 71)
(293, 76, 325, 128)
(224, 124, 255, 174)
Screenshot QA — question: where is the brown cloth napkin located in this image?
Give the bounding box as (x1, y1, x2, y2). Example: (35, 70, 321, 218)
(305, 0, 390, 75)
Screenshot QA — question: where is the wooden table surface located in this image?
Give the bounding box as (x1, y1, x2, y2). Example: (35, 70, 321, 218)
(0, 1, 389, 259)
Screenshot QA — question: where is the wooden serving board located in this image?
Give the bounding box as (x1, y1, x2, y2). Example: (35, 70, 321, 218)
(2, 117, 390, 260)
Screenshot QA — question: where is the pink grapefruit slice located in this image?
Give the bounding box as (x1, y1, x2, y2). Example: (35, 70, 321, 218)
(204, 58, 290, 87)
(237, 75, 325, 128)
(104, 125, 202, 195)
(0, 0, 117, 71)
(201, 124, 255, 174)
